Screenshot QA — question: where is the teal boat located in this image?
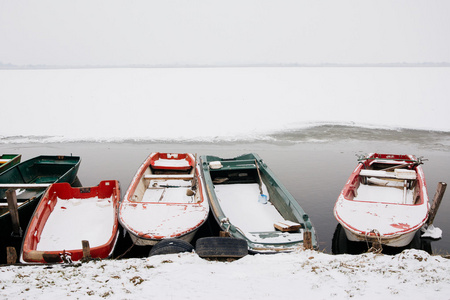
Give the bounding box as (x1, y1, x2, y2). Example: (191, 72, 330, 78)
(0, 154, 21, 174)
(0, 155, 81, 264)
(200, 153, 318, 253)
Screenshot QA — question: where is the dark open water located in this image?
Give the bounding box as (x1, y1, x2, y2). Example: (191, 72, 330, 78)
(1, 125, 449, 255)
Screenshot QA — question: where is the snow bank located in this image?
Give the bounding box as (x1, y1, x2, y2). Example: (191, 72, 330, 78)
(1, 250, 449, 299)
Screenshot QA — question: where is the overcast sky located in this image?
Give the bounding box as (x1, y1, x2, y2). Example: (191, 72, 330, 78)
(1, 0, 450, 66)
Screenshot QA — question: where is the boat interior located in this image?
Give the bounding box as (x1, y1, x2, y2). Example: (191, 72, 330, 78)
(131, 156, 200, 204)
(208, 159, 303, 236)
(345, 159, 423, 205)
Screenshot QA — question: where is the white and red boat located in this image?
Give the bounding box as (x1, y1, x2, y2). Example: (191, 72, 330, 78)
(21, 180, 120, 263)
(119, 153, 209, 246)
(334, 153, 429, 248)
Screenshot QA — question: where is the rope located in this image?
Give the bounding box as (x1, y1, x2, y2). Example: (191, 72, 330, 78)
(365, 229, 383, 254)
(220, 217, 231, 233)
(114, 243, 135, 260)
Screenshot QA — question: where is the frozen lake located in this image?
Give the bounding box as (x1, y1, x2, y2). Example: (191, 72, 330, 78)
(1, 67, 449, 142)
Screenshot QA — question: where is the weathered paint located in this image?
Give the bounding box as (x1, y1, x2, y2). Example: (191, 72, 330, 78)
(200, 153, 318, 253)
(334, 153, 429, 247)
(118, 153, 209, 246)
(21, 180, 120, 263)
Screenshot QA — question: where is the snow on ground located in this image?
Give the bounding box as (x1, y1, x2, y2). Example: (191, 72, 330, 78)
(1, 249, 449, 299)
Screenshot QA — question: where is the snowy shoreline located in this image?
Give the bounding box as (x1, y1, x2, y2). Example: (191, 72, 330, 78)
(1, 249, 449, 299)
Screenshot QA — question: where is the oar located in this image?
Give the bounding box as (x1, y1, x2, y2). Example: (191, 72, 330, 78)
(255, 160, 267, 204)
(380, 162, 416, 172)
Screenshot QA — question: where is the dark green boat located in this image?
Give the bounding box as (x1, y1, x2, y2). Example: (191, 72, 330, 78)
(200, 153, 318, 253)
(0, 155, 81, 264)
(0, 154, 21, 174)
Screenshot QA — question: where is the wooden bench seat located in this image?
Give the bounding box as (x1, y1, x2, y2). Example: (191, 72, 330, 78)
(144, 174, 194, 180)
(359, 169, 416, 180)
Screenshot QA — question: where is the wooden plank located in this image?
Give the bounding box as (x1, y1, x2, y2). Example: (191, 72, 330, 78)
(274, 220, 302, 232)
(6, 189, 21, 237)
(144, 174, 194, 180)
(359, 169, 416, 180)
(427, 182, 447, 226)
(0, 183, 51, 189)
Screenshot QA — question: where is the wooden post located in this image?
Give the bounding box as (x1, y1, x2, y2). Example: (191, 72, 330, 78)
(82, 240, 91, 261)
(6, 247, 17, 264)
(303, 231, 312, 250)
(219, 231, 231, 237)
(427, 182, 447, 226)
(6, 189, 22, 237)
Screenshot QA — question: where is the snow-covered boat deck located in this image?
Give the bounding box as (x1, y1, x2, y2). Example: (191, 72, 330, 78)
(215, 183, 284, 232)
(142, 179, 195, 203)
(37, 196, 115, 251)
(214, 183, 303, 244)
(354, 184, 414, 204)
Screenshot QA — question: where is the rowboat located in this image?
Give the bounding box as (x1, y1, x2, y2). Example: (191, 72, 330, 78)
(0, 154, 21, 174)
(334, 153, 429, 249)
(21, 180, 120, 263)
(0, 155, 81, 264)
(200, 153, 318, 253)
(119, 153, 209, 246)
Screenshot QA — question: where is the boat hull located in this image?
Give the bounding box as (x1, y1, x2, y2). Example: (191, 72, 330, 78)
(21, 180, 120, 264)
(128, 229, 197, 246)
(200, 153, 318, 253)
(334, 153, 429, 249)
(119, 153, 209, 246)
(342, 223, 418, 247)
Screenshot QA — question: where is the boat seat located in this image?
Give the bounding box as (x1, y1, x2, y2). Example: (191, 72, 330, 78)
(151, 158, 192, 170)
(359, 169, 416, 180)
(144, 174, 194, 180)
(209, 159, 257, 171)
